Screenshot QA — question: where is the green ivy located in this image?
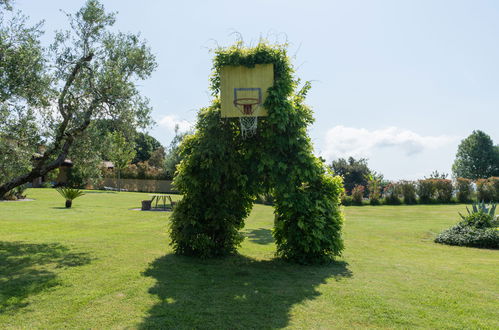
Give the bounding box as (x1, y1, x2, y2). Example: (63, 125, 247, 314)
(169, 42, 345, 263)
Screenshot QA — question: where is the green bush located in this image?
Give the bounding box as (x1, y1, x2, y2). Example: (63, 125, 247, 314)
(476, 177, 499, 202)
(399, 180, 417, 204)
(455, 178, 473, 203)
(435, 223, 499, 249)
(2, 184, 27, 200)
(435, 205, 499, 249)
(106, 161, 171, 180)
(383, 183, 401, 205)
(170, 43, 345, 264)
(462, 212, 496, 228)
(351, 185, 364, 205)
(341, 194, 353, 206)
(417, 179, 435, 203)
(255, 192, 274, 205)
(434, 179, 453, 203)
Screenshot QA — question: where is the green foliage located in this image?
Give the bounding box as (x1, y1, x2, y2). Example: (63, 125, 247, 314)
(461, 212, 496, 229)
(133, 132, 163, 163)
(170, 42, 344, 263)
(399, 180, 417, 204)
(111, 161, 170, 180)
(476, 177, 499, 202)
(330, 157, 371, 194)
(106, 131, 136, 191)
(351, 185, 364, 205)
(0, 108, 41, 185)
(452, 130, 499, 179)
(436, 202, 499, 249)
(340, 193, 353, 206)
(435, 223, 499, 249)
(434, 179, 453, 203)
(0, 7, 50, 105)
(56, 187, 84, 201)
(459, 201, 497, 220)
(417, 179, 436, 203)
(107, 132, 136, 171)
(0, 0, 156, 196)
(455, 178, 473, 203)
(366, 173, 382, 205)
(383, 183, 401, 205)
(2, 184, 27, 200)
(164, 125, 191, 179)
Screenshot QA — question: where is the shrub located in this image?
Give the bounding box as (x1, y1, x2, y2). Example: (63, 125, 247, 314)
(255, 192, 274, 205)
(108, 161, 172, 180)
(462, 212, 496, 229)
(455, 178, 473, 203)
(476, 177, 499, 202)
(2, 184, 28, 200)
(383, 183, 401, 205)
(435, 224, 499, 249)
(435, 203, 499, 249)
(434, 179, 453, 203)
(341, 194, 353, 206)
(366, 174, 382, 206)
(56, 187, 85, 208)
(351, 185, 364, 205)
(399, 180, 417, 204)
(417, 179, 435, 203)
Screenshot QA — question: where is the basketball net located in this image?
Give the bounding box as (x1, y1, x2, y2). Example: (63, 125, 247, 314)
(234, 98, 259, 139)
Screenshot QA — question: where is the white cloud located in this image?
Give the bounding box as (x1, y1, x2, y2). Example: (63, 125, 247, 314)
(322, 126, 456, 161)
(158, 115, 193, 133)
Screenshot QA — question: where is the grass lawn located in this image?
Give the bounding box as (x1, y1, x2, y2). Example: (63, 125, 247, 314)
(0, 188, 498, 329)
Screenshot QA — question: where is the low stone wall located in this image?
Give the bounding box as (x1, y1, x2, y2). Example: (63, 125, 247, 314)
(100, 178, 177, 193)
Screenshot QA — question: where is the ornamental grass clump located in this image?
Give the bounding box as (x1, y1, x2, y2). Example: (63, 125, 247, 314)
(56, 187, 85, 208)
(435, 201, 498, 249)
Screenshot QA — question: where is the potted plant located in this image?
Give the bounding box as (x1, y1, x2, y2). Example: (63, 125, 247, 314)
(56, 187, 85, 208)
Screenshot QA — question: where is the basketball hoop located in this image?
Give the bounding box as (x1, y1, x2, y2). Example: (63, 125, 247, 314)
(234, 97, 259, 139)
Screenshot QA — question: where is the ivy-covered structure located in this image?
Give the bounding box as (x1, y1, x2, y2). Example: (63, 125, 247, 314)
(169, 43, 345, 264)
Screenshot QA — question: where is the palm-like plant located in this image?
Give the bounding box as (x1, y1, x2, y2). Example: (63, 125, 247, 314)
(56, 187, 85, 208)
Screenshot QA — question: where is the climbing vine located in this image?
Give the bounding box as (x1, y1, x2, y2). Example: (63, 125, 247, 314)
(170, 42, 345, 263)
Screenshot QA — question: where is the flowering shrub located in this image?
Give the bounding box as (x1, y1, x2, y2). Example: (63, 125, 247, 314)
(476, 177, 499, 202)
(351, 185, 365, 205)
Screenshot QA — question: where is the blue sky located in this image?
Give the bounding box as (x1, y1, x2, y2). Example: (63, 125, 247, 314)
(15, 0, 499, 179)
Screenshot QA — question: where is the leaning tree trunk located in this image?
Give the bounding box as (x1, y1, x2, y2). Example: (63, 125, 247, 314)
(0, 53, 94, 198)
(0, 148, 70, 197)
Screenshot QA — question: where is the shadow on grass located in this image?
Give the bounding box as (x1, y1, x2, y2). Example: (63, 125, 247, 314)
(140, 254, 351, 329)
(243, 228, 274, 245)
(0, 241, 92, 314)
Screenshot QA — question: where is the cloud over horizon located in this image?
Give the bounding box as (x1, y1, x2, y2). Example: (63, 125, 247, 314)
(158, 114, 193, 133)
(322, 126, 456, 161)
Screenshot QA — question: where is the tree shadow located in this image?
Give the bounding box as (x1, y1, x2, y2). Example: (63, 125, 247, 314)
(0, 241, 92, 314)
(243, 228, 274, 245)
(140, 254, 352, 329)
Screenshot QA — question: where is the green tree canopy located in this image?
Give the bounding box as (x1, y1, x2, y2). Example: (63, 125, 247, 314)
(330, 157, 372, 193)
(0, 0, 156, 196)
(452, 130, 499, 179)
(133, 132, 163, 163)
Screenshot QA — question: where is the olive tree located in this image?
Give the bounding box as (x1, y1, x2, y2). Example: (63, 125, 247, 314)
(0, 0, 156, 196)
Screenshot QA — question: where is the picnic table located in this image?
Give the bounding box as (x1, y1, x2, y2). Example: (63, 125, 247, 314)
(149, 194, 174, 210)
